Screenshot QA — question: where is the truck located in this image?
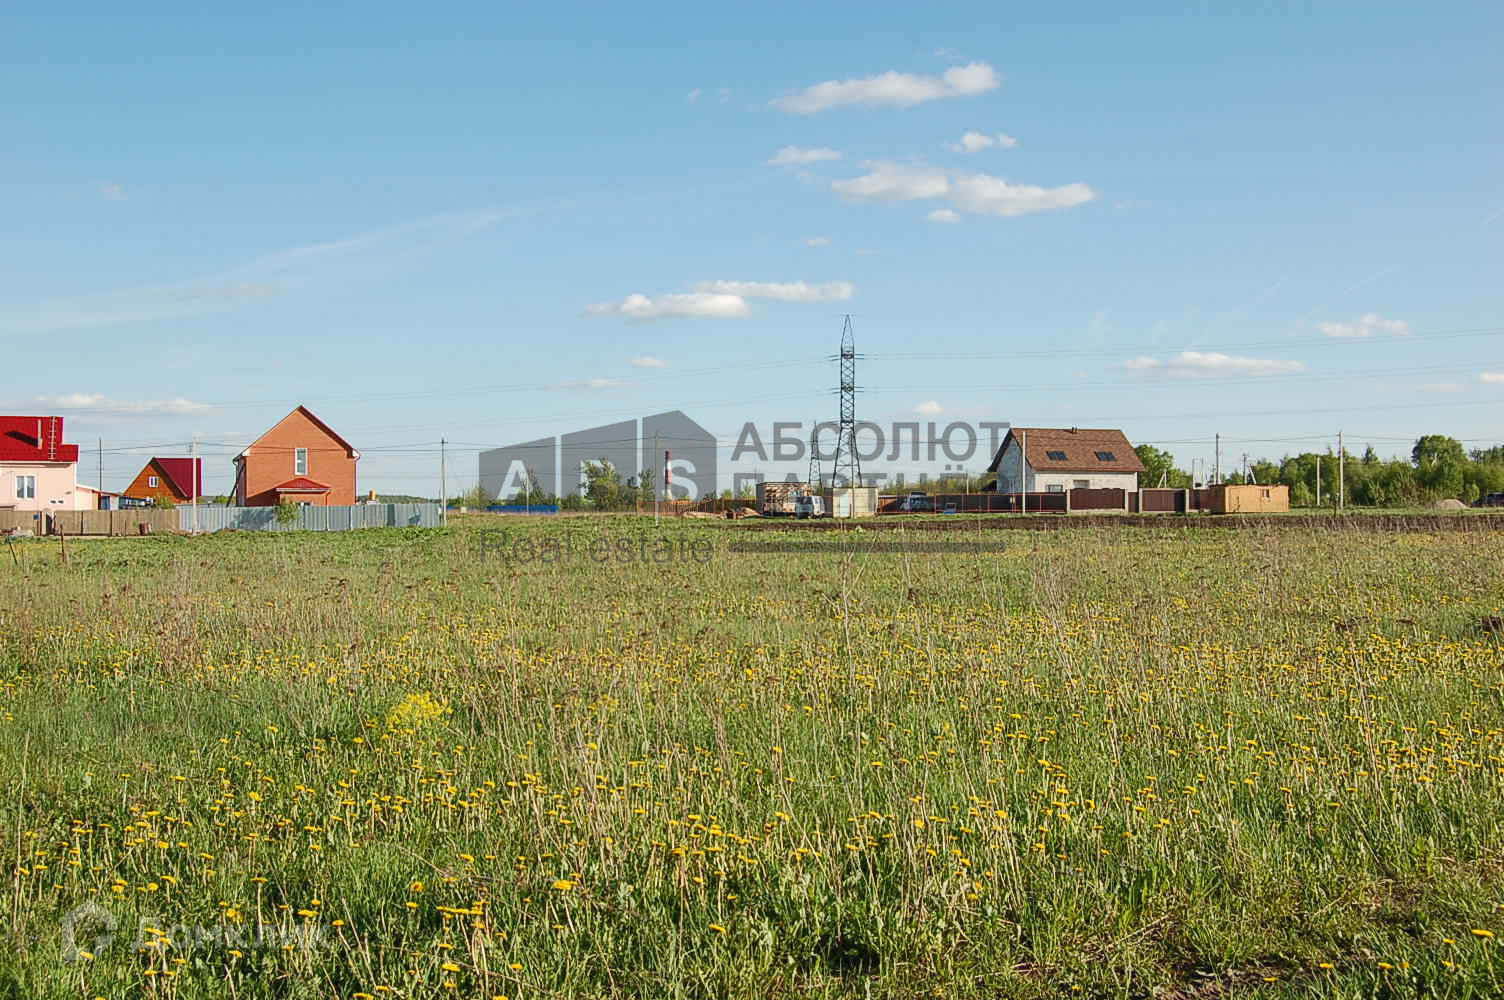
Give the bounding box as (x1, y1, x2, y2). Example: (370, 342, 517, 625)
(755, 481, 804, 517)
(794, 493, 825, 519)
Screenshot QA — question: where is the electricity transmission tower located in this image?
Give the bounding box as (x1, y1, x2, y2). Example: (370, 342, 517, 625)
(806, 421, 822, 490)
(829, 315, 862, 493)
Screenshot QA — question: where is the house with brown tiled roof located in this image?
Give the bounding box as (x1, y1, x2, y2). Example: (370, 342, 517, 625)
(985, 427, 1144, 494)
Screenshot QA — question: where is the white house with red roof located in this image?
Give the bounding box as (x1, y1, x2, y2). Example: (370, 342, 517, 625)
(0, 416, 91, 511)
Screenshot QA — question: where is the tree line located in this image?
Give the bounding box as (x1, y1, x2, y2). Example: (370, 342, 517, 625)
(1132, 436, 1504, 507)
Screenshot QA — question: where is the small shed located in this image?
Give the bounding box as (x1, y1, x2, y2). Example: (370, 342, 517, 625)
(1205, 483, 1289, 514)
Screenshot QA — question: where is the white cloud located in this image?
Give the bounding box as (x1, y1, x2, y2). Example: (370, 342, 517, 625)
(587, 279, 854, 322)
(551, 377, 628, 391)
(629, 356, 668, 368)
(831, 162, 1096, 219)
(805, 236, 832, 247)
(1123, 351, 1305, 378)
(692, 280, 853, 302)
(947, 131, 1018, 154)
(914, 400, 943, 416)
(772, 62, 999, 114)
(1481, 372, 1504, 384)
(1315, 313, 1411, 338)
(766, 146, 842, 166)
(832, 163, 951, 202)
(926, 209, 961, 224)
(97, 181, 127, 200)
(36, 393, 212, 415)
(685, 88, 702, 103)
(948, 173, 1097, 217)
(584, 293, 751, 322)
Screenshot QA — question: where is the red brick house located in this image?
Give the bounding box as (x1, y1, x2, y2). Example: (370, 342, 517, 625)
(233, 406, 359, 507)
(122, 457, 203, 505)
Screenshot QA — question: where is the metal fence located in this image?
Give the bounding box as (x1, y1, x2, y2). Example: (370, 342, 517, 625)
(179, 503, 441, 533)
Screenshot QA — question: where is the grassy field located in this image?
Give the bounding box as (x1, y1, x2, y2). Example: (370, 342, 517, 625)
(3, 516, 1504, 998)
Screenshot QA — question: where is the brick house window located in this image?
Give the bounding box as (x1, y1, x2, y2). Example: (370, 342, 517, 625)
(16, 475, 35, 499)
(295, 448, 308, 476)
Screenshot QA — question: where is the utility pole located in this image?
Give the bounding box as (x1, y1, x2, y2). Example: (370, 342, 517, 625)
(190, 434, 199, 534)
(654, 430, 661, 524)
(1337, 431, 1345, 511)
(1214, 433, 1221, 485)
(98, 438, 103, 496)
(1316, 454, 1322, 507)
(439, 438, 448, 525)
(1021, 429, 1028, 514)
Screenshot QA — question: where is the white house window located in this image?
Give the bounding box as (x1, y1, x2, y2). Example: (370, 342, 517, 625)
(148, 476, 159, 488)
(16, 475, 36, 499)
(1046, 484, 1065, 493)
(295, 448, 308, 476)
(1074, 479, 1090, 489)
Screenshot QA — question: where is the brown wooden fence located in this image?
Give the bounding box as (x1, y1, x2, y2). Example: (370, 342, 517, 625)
(1, 509, 178, 536)
(879, 492, 1070, 514)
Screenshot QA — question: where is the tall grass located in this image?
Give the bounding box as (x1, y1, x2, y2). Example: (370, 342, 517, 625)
(1, 518, 1502, 998)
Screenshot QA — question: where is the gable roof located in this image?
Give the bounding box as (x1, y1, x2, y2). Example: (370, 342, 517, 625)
(987, 427, 1145, 474)
(271, 476, 331, 492)
(149, 457, 204, 497)
(237, 405, 358, 460)
(0, 416, 80, 463)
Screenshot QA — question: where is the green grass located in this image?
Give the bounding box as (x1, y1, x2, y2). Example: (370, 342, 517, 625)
(3, 518, 1503, 998)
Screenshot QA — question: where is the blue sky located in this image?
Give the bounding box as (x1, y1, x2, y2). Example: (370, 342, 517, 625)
(3, 2, 1501, 495)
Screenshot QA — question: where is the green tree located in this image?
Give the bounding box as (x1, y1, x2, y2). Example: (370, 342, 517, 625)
(511, 467, 555, 507)
(1411, 435, 1467, 498)
(1249, 459, 1280, 486)
(1133, 444, 1190, 488)
(581, 459, 633, 510)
